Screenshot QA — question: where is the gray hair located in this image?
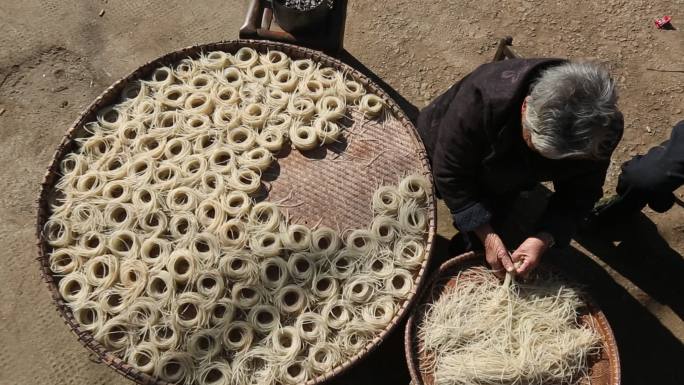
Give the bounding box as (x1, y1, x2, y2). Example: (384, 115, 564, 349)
(524, 61, 620, 160)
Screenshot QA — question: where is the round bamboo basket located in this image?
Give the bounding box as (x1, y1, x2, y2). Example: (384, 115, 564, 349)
(404, 252, 621, 385)
(35, 40, 435, 385)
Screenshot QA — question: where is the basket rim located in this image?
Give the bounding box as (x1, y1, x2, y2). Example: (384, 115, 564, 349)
(35, 39, 437, 385)
(403, 252, 621, 385)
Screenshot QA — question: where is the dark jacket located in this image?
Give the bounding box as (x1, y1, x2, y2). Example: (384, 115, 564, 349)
(417, 58, 624, 247)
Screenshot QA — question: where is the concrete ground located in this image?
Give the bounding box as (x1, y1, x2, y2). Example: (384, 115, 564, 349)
(0, 1, 682, 384)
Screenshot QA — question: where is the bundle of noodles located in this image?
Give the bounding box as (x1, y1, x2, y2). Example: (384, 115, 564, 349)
(418, 268, 600, 385)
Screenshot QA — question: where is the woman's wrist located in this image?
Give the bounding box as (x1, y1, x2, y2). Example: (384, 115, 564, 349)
(534, 232, 555, 250)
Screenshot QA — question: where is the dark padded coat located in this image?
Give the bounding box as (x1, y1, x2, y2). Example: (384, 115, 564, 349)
(417, 58, 624, 247)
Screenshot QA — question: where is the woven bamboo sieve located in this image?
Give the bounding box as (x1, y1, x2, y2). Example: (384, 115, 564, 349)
(35, 40, 436, 385)
(404, 252, 621, 385)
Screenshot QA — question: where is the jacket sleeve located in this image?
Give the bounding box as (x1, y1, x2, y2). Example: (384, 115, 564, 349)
(537, 160, 608, 247)
(431, 91, 491, 232)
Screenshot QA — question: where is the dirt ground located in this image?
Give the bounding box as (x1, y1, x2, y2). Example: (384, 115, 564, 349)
(0, 1, 682, 384)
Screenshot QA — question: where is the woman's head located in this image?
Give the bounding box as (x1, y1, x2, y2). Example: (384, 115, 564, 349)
(523, 61, 621, 160)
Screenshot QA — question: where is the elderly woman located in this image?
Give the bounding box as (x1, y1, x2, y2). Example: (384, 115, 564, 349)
(417, 59, 623, 276)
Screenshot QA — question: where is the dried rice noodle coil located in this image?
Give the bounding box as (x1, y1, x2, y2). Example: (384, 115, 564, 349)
(295, 312, 328, 343)
(270, 69, 299, 92)
(279, 360, 309, 385)
(259, 257, 289, 290)
(207, 147, 237, 174)
(291, 58, 316, 78)
(98, 288, 128, 315)
(145, 270, 175, 304)
(172, 291, 207, 330)
(248, 201, 281, 232)
(166, 186, 199, 212)
(337, 78, 366, 103)
(371, 216, 401, 244)
(69, 203, 104, 234)
(287, 95, 316, 122)
(49, 249, 82, 275)
(145, 66, 175, 89)
(199, 171, 226, 197)
(238, 147, 274, 172)
(217, 219, 248, 249)
(180, 154, 209, 184)
(274, 284, 308, 315)
(84, 254, 119, 290)
(219, 253, 258, 283)
(158, 84, 187, 108)
(195, 270, 225, 300)
(149, 323, 180, 351)
(208, 298, 236, 327)
(342, 275, 377, 303)
(297, 78, 325, 102)
(321, 298, 351, 330)
(212, 84, 241, 107)
(119, 259, 148, 298)
(398, 201, 428, 234)
(139, 211, 168, 237)
(289, 123, 318, 151)
(372, 185, 402, 215)
(232, 283, 264, 309)
(97, 105, 128, 130)
(345, 228, 378, 255)
(361, 296, 396, 330)
(166, 248, 197, 285)
(311, 273, 339, 300)
(249, 231, 282, 258)
(197, 360, 232, 385)
(175, 58, 198, 80)
(216, 67, 243, 88)
(141, 238, 173, 272)
(220, 190, 252, 218)
(271, 326, 302, 360)
(43, 218, 73, 247)
(384, 268, 414, 298)
(310, 226, 341, 257)
(316, 95, 346, 121)
(196, 198, 225, 232)
(308, 342, 341, 374)
(126, 297, 161, 330)
(95, 315, 132, 353)
(226, 126, 257, 153)
(72, 300, 104, 333)
(187, 73, 215, 93)
(359, 93, 384, 118)
(200, 50, 231, 70)
(366, 250, 396, 279)
(247, 304, 281, 334)
(126, 342, 160, 375)
(154, 351, 194, 384)
(260, 50, 290, 71)
(287, 253, 316, 284)
(104, 202, 136, 230)
(256, 127, 286, 153)
(189, 232, 220, 266)
(393, 237, 425, 268)
(222, 321, 254, 352)
(314, 118, 341, 144)
(229, 167, 261, 194)
(282, 224, 311, 251)
(101, 179, 132, 203)
(246, 64, 271, 85)
(212, 105, 241, 129)
(187, 329, 222, 362)
(168, 212, 199, 242)
(241, 102, 270, 129)
(265, 87, 290, 111)
(398, 173, 430, 201)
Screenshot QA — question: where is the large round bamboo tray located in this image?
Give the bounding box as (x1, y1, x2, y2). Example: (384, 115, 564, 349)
(404, 252, 620, 385)
(35, 40, 436, 385)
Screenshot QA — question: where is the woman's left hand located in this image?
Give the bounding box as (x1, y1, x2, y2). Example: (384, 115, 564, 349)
(511, 233, 553, 276)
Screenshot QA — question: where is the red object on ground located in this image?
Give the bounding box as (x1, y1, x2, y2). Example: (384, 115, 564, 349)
(654, 15, 672, 29)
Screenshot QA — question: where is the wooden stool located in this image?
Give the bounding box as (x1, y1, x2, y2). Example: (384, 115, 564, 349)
(240, 0, 348, 56)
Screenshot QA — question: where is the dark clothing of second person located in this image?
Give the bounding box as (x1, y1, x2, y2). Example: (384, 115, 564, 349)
(602, 120, 684, 217)
(417, 58, 624, 247)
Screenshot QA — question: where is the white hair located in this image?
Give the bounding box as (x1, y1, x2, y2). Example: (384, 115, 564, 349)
(524, 61, 620, 160)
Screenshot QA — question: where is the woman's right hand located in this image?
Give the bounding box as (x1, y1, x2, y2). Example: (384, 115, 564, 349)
(474, 223, 515, 278)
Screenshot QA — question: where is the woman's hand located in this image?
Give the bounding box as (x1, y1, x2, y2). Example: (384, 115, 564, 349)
(511, 232, 553, 276)
(474, 223, 514, 278)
